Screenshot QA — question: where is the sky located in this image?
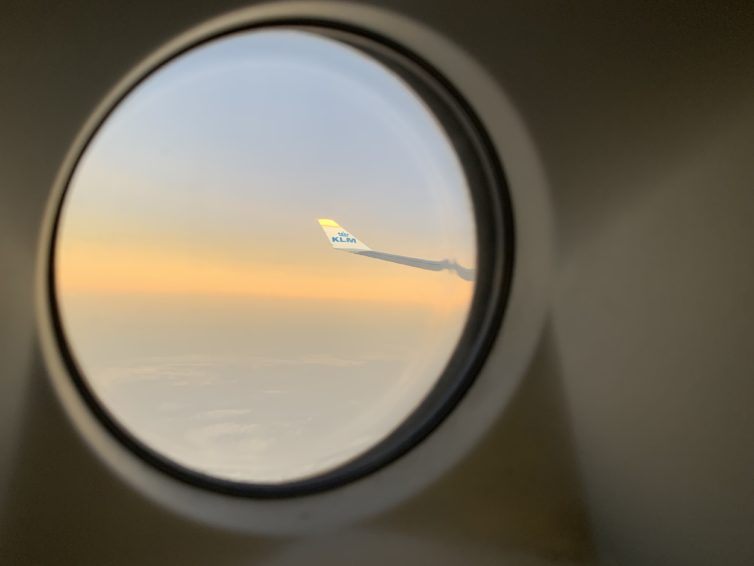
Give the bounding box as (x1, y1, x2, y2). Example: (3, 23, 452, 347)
(55, 30, 477, 483)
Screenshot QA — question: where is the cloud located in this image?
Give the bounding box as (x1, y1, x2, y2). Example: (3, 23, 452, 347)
(192, 408, 252, 420)
(97, 352, 381, 388)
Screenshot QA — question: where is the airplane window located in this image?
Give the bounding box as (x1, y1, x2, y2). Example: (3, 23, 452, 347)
(51, 28, 505, 493)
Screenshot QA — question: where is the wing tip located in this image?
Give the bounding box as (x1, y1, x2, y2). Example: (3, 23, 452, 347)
(318, 218, 340, 228)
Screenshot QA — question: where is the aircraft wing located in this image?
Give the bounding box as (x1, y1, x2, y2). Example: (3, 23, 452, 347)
(318, 219, 475, 281)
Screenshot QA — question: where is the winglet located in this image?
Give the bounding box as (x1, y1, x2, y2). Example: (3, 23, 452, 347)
(318, 219, 371, 252)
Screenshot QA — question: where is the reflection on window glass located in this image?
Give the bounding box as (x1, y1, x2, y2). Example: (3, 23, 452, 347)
(55, 29, 477, 484)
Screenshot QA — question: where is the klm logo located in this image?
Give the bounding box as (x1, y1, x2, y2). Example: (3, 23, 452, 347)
(332, 231, 357, 244)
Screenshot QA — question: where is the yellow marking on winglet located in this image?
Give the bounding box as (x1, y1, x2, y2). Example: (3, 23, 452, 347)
(318, 218, 340, 228)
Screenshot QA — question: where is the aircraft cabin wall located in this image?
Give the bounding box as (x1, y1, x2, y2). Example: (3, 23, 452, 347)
(1, 1, 753, 565)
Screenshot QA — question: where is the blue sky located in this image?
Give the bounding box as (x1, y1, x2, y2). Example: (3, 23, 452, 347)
(64, 30, 474, 267)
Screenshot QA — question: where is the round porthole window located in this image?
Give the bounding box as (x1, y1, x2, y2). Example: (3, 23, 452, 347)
(49, 24, 511, 496)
